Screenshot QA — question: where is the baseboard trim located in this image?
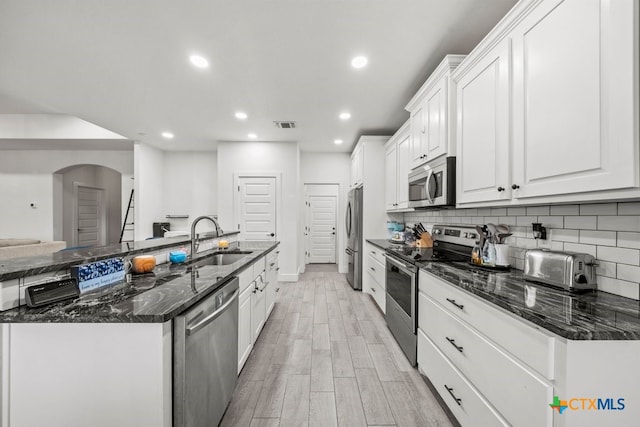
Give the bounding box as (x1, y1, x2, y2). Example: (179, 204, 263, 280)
(278, 273, 299, 282)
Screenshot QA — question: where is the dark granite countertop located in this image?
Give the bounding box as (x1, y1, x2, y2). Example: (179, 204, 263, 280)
(421, 262, 640, 341)
(366, 239, 394, 250)
(0, 231, 240, 281)
(0, 240, 278, 324)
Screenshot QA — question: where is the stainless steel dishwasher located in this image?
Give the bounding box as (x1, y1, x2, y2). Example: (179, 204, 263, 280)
(174, 276, 239, 427)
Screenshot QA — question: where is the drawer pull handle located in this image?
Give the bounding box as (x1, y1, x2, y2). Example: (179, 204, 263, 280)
(370, 267, 376, 271)
(372, 287, 376, 293)
(444, 385, 462, 406)
(372, 251, 376, 255)
(446, 298, 464, 310)
(446, 337, 464, 353)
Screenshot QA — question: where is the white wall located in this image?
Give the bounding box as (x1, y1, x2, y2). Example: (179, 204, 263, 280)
(163, 151, 217, 233)
(300, 152, 351, 273)
(218, 142, 300, 281)
(134, 143, 165, 241)
(0, 150, 133, 241)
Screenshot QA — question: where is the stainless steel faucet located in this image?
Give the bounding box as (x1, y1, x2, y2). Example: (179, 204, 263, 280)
(190, 215, 223, 257)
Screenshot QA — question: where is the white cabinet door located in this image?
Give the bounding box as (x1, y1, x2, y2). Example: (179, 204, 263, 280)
(511, 0, 638, 199)
(265, 254, 278, 317)
(350, 145, 364, 188)
(396, 133, 411, 208)
(409, 104, 427, 169)
(251, 274, 266, 342)
(238, 285, 253, 373)
(424, 76, 448, 161)
(456, 38, 511, 205)
(385, 142, 398, 210)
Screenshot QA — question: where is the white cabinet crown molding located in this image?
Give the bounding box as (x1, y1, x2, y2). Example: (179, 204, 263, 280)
(405, 54, 466, 112)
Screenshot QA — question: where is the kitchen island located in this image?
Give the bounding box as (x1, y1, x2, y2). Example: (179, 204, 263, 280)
(0, 239, 279, 427)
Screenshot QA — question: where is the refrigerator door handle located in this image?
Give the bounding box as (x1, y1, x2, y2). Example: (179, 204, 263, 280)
(345, 202, 352, 238)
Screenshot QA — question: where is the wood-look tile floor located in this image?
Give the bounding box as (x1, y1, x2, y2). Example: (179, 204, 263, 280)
(221, 265, 454, 427)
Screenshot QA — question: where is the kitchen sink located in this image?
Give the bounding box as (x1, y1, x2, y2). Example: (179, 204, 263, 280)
(193, 251, 253, 266)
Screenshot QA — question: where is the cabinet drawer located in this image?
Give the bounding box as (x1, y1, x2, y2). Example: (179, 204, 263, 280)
(253, 256, 266, 279)
(366, 255, 385, 290)
(417, 329, 508, 427)
(419, 270, 555, 379)
(420, 293, 553, 427)
(367, 270, 385, 313)
(366, 243, 386, 266)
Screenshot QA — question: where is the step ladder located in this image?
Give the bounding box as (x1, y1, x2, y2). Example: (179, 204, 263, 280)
(119, 189, 135, 243)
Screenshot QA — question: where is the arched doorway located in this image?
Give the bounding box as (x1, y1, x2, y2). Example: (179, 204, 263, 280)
(53, 164, 122, 248)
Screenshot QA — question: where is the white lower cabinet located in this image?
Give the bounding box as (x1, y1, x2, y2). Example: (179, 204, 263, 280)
(418, 269, 554, 427)
(265, 250, 279, 317)
(237, 250, 279, 374)
(252, 272, 266, 340)
(363, 242, 386, 313)
(418, 329, 509, 427)
(238, 285, 253, 373)
(418, 269, 640, 427)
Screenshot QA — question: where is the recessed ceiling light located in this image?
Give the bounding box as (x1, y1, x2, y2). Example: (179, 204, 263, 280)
(334, 139, 343, 145)
(351, 56, 368, 69)
(235, 111, 248, 120)
(189, 55, 209, 68)
(248, 133, 257, 139)
(339, 112, 351, 120)
(161, 132, 174, 139)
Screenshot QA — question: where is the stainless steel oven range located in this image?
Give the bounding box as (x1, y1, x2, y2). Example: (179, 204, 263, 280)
(384, 224, 477, 366)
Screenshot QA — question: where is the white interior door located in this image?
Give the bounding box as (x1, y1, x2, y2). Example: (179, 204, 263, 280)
(75, 185, 106, 247)
(236, 176, 276, 241)
(306, 195, 337, 264)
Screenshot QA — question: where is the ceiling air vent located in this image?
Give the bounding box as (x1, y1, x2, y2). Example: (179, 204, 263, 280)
(274, 121, 296, 129)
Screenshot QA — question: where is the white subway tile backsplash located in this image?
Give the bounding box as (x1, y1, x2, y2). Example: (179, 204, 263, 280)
(550, 229, 579, 243)
(598, 215, 640, 232)
(399, 201, 640, 300)
(618, 232, 640, 250)
(550, 204, 579, 215)
(579, 230, 616, 246)
(498, 216, 517, 226)
(597, 246, 640, 265)
(596, 261, 616, 278)
(564, 216, 597, 230)
(598, 276, 639, 300)
(526, 206, 550, 216)
(580, 203, 618, 215)
(564, 242, 597, 257)
(537, 216, 563, 229)
(507, 207, 527, 216)
(516, 216, 538, 226)
(617, 264, 640, 283)
(618, 202, 640, 215)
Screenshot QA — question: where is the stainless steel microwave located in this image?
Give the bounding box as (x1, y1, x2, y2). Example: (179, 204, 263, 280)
(408, 156, 456, 208)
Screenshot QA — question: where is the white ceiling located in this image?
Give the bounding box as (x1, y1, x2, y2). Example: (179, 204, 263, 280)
(0, 0, 517, 152)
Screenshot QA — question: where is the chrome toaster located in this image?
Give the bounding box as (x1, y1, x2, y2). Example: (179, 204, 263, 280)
(523, 249, 597, 291)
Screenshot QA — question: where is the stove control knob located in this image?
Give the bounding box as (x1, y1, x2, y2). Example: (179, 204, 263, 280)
(467, 233, 476, 239)
(433, 229, 442, 235)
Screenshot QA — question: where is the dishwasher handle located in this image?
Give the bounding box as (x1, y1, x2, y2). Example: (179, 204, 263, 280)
(186, 289, 239, 336)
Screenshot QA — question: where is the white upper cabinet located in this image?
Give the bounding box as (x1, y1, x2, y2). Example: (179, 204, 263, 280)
(511, 0, 638, 199)
(350, 144, 364, 188)
(406, 55, 465, 170)
(455, 39, 511, 205)
(454, 0, 639, 207)
(385, 121, 411, 211)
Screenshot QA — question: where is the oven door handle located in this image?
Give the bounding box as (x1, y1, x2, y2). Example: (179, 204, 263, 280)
(384, 253, 417, 273)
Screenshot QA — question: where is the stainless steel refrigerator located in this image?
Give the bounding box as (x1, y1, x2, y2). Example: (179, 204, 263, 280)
(345, 187, 363, 290)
